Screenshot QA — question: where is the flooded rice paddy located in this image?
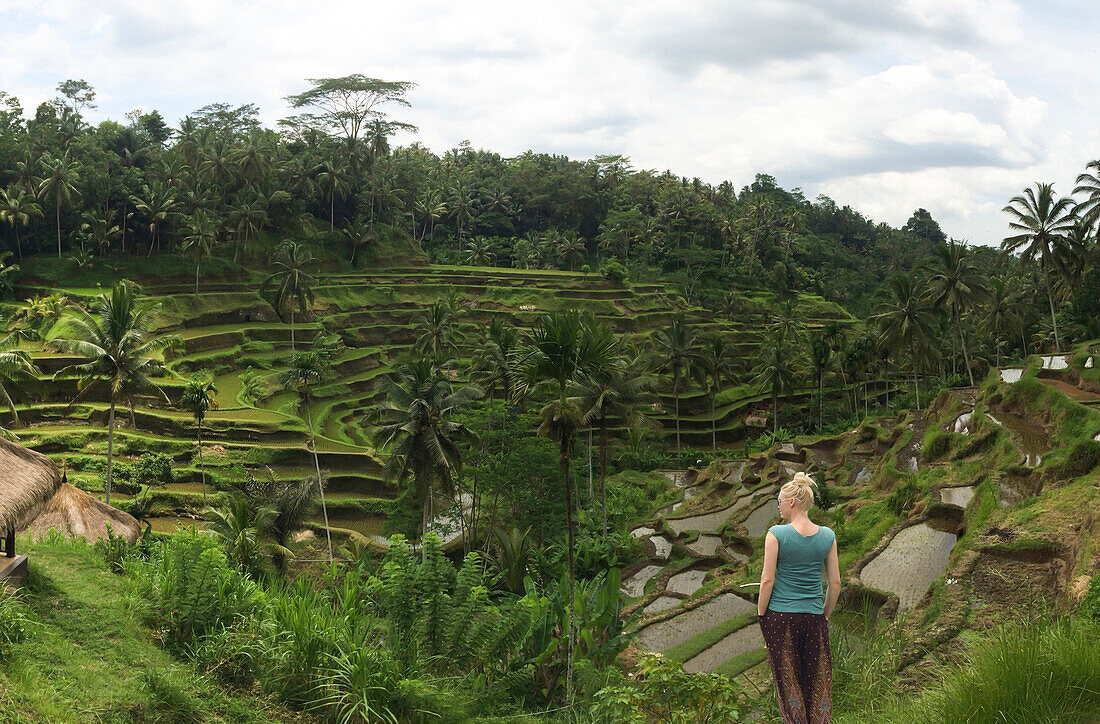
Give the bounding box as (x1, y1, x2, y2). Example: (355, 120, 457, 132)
(860, 523, 957, 611)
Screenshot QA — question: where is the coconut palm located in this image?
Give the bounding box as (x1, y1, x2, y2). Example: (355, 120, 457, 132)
(53, 284, 177, 506)
(752, 327, 802, 435)
(79, 209, 120, 255)
(372, 359, 480, 535)
(315, 160, 351, 232)
(280, 350, 334, 563)
(696, 335, 735, 450)
(807, 332, 834, 431)
(511, 309, 594, 702)
(981, 276, 1026, 367)
(871, 274, 935, 408)
(463, 236, 494, 266)
(205, 495, 286, 576)
(415, 300, 463, 364)
(651, 313, 700, 453)
(180, 210, 219, 294)
(923, 240, 988, 386)
(261, 241, 317, 352)
(471, 317, 519, 412)
(37, 155, 82, 258)
(0, 330, 40, 427)
(1073, 159, 1100, 231)
(1002, 183, 1079, 351)
(179, 376, 218, 501)
(557, 231, 586, 271)
(414, 187, 447, 244)
(341, 215, 374, 266)
(575, 344, 656, 534)
(0, 186, 42, 260)
(228, 193, 268, 263)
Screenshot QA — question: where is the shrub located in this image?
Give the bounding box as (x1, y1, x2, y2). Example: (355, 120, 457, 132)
(601, 260, 627, 283)
(134, 453, 174, 487)
(591, 652, 743, 723)
(885, 478, 920, 516)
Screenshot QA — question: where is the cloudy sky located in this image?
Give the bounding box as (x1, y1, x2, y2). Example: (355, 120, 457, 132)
(2, 0, 1098, 245)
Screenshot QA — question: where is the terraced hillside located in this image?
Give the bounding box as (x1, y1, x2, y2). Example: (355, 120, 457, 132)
(620, 344, 1100, 682)
(6, 256, 855, 537)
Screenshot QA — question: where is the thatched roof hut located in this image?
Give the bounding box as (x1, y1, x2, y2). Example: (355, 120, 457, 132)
(21, 483, 141, 544)
(0, 436, 63, 536)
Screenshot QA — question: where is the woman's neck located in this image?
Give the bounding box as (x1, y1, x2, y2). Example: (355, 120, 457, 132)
(789, 511, 813, 526)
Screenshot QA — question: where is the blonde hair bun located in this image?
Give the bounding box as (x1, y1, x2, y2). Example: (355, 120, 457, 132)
(781, 472, 816, 510)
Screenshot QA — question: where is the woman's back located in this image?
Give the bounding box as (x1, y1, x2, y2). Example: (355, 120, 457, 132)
(767, 524, 836, 614)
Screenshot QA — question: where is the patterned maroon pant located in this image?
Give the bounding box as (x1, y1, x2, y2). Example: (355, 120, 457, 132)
(759, 611, 833, 724)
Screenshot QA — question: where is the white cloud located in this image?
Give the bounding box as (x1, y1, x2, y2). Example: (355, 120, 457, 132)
(0, 0, 1094, 247)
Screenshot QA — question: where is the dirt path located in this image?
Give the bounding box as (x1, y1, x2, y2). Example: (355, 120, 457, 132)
(1039, 378, 1100, 402)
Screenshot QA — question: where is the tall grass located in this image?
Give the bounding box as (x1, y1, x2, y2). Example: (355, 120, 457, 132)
(834, 616, 1100, 723)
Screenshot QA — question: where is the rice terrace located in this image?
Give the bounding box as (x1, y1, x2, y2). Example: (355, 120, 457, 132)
(1, 6, 1100, 722)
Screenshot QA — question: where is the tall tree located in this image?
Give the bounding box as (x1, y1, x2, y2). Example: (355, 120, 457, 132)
(280, 350, 334, 563)
(696, 335, 735, 451)
(373, 359, 480, 535)
(261, 241, 317, 351)
(512, 310, 593, 706)
(1002, 183, 1079, 351)
(179, 376, 218, 501)
(284, 75, 417, 142)
(806, 332, 834, 431)
(180, 210, 218, 294)
(871, 274, 935, 408)
(752, 328, 802, 435)
(53, 284, 177, 505)
(0, 186, 42, 260)
(37, 155, 81, 258)
(0, 330, 40, 427)
(651, 313, 699, 454)
(923, 240, 988, 386)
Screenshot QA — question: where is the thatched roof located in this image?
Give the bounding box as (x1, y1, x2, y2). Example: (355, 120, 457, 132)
(0, 436, 63, 534)
(21, 479, 143, 541)
(21, 483, 141, 544)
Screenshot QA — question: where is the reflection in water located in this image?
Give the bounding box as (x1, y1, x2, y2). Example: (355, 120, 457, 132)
(860, 523, 957, 611)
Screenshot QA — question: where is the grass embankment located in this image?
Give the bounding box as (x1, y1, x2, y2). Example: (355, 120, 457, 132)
(0, 536, 301, 723)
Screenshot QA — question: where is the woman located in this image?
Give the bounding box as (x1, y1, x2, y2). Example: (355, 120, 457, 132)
(757, 471, 841, 724)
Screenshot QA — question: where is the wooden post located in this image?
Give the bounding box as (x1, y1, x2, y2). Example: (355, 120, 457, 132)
(4, 529, 13, 558)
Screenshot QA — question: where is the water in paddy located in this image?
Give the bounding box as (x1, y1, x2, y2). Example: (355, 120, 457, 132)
(859, 523, 957, 611)
(743, 501, 779, 538)
(988, 409, 1047, 467)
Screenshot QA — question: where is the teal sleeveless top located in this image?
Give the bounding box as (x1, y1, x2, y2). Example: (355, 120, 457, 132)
(767, 524, 835, 614)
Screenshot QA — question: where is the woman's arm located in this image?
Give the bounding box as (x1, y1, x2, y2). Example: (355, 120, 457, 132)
(823, 538, 841, 620)
(758, 531, 779, 616)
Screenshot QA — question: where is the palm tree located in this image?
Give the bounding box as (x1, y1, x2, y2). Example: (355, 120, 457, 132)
(923, 241, 988, 386)
(79, 209, 120, 255)
(871, 274, 935, 408)
(228, 193, 268, 263)
(471, 317, 519, 413)
(341, 215, 374, 266)
(315, 160, 351, 232)
(180, 210, 218, 294)
(37, 155, 82, 258)
(415, 300, 463, 364)
(1073, 159, 1100, 231)
(53, 284, 177, 506)
(280, 350, 334, 563)
(205, 495, 285, 576)
(414, 188, 447, 244)
(557, 231, 586, 271)
(651, 313, 700, 453)
(806, 332, 834, 431)
(179, 376, 218, 501)
(0, 330, 40, 427)
(1002, 183, 1079, 351)
(697, 335, 735, 450)
(463, 236, 494, 266)
(752, 328, 802, 435)
(261, 241, 317, 352)
(372, 359, 480, 534)
(575, 344, 656, 533)
(981, 276, 1026, 367)
(0, 186, 42, 260)
(512, 310, 591, 702)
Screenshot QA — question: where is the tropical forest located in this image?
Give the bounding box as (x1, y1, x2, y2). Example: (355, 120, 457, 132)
(0, 75, 1097, 723)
